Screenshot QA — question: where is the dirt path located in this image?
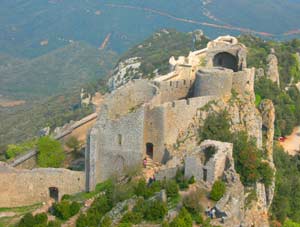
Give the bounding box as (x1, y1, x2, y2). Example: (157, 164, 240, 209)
(280, 126, 300, 155)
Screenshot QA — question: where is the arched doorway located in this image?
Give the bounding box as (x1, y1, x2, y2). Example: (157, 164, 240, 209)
(49, 187, 59, 202)
(146, 143, 154, 159)
(213, 52, 238, 72)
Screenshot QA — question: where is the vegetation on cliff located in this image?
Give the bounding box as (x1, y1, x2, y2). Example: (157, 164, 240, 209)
(119, 29, 209, 77)
(239, 35, 300, 137)
(199, 111, 273, 187)
(271, 144, 300, 223)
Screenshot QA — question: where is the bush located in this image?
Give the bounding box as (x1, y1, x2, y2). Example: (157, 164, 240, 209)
(199, 110, 232, 143)
(5, 139, 37, 159)
(210, 180, 226, 201)
(188, 176, 195, 185)
(61, 194, 71, 201)
(183, 189, 203, 215)
(283, 220, 300, 227)
(53, 200, 80, 220)
(120, 211, 143, 224)
(118, 224, 132, 227)
(165, 180, 179, 198)
(47, 220, 61, 227)
(37, 136, 65, 168)
(35, 213, 47, 225)
(143, 200, 167, 221)
(175, 169, 189, 190)
(18, 213, 36, 227)
(258, 162, 274, 187)
(76, 214, 88, 227)
(101, 216, 112, 227)
(18, 213, 49, 227)
(170, 208, 193, 227)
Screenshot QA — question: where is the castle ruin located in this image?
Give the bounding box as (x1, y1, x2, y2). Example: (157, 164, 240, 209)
(86, 35, 256, 191)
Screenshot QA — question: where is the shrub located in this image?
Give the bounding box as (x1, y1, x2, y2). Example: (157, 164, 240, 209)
(35, 213, 47, 225)
(258, 162, 274, 187)
(5, 139, 37, 159)
(76, 214, 88, 227)
(170, 208, 193, 227)
(18, 213, 36, 227)
(118, 223, 132, 227)
(188, 176, 195, 184)
(37, 136, 65, 168)
(61, 194, 71, 201)
(53, 200, 80, 220)
(18, 213, 49, 227)
(120, 211, 142, 224)
(165, 180, 179, 198)
(143, 200, 167, 222)
(70, 202, 81, 216)
(283, 220, 300, 227)
(183, 189, 203, 215)
(101, 216, 112, 227)
(210, 180, 226, 201)
(47, 220, 61, 227)
(198, 110, 232, 143)
(175, 169, 189, 190)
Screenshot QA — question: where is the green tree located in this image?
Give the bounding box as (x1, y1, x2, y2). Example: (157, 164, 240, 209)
(37, 136, 65, 168)
(199, 110, 232, 143)
(283, 220, 300, 227)
(66, 136, 81, 154)
(210, 180, 226, 201)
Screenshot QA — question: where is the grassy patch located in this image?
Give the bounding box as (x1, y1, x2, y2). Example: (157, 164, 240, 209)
(0, 203, 42, 213)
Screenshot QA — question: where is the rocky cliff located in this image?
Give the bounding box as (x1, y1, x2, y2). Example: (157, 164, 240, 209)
(266, 49, 280, 87)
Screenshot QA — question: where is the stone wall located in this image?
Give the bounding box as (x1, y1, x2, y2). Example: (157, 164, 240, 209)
(161, 96, 215, 148)
(194, 68, 233, 97)
(87, 108, 145, 191)
(232, 68, 255, 97)
(143, 106, 165, 162)
(105, 80, 157, 119)
(184, 140, 233, 184)
(0, 163, 85, 207)
(153, 79, 194, 104)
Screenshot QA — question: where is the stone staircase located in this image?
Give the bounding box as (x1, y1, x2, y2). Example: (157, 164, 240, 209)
(143, 156, 161, 179)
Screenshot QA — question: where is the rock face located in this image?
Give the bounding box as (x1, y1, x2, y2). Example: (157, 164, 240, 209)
(108, 57, 142, 90)
(266, 49, 280, 87)
(259, 99, 275, 162)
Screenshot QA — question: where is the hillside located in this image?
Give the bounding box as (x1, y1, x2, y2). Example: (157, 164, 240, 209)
(206, 0, 300, 36)
(0, 42, 118, 100)
(1, 0, 300, 59)
(108, 29, 209, 88)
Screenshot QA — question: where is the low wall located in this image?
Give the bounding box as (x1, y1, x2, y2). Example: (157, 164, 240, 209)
(0, 163, 85, 207)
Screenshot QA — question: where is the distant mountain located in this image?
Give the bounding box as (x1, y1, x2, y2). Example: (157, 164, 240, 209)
(0, 42, 118, 100)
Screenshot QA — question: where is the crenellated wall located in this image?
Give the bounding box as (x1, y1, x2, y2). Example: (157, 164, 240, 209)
(153, 79, 194, 104)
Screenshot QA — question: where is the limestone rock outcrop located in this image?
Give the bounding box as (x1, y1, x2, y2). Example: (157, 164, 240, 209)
(266, 49, 280, 87)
